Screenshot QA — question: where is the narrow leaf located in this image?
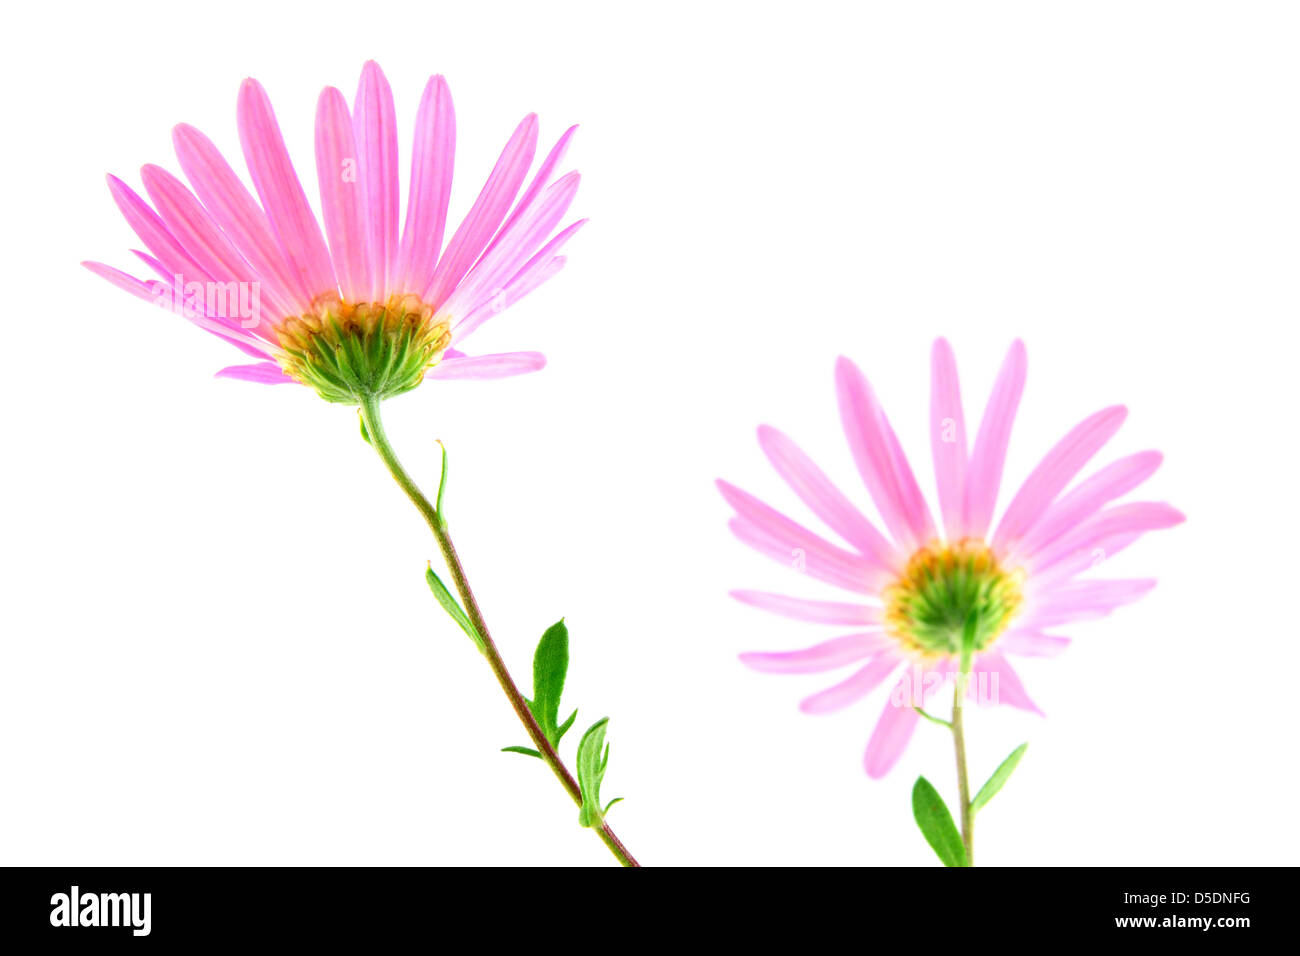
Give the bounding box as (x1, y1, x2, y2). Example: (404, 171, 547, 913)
(911, 776, 968, 867)
(576, 717, 611, 828)
(425, 564, 484, 651)
(501, 746, 542, 758)
(970, 743, 1029, 815)
(434, 439, 448, 528)
(555, 708, 578, 746)
(604, 797, 624, 813)
(359, 414, 371, 445)
(531, 620, 570, 746)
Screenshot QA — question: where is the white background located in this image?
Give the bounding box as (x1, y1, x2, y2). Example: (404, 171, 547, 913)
(2, 0, 1297, 866)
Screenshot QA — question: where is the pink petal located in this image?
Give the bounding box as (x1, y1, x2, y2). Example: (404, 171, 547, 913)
(963, 340, 1027, 539)
(451, 256, 565, 342)
(835, 356, 937, 552)
(237, 78, 336, 299)
(930, 337, 968, 542)
(353, 61, 399, 300)
(85, 258, 271, 360)
(1014, 451, 1163, 562)
(128, 248, 260, 343)
(442, 171, 580, 321)
(993, 405, 1128, 555)
(741, 633, 892, 675)
(719, 481, 880, 593)
(998, 630, 1071, 658)
(727, 520, 872, 595)
(139, 164, 289, 329)
(973, 651, 1042, 714)
(756, 425, 900, 578)
(216, 362, 295, 384)
(864, 685, 921, 778)
(106, 175, 211, 285)
(315, 86, 372, 304)
(1027, 577, 1157, 621)
(800, 654, 901, 713)
(1026, 530, 1142, 592)
(484, 125, 578, 259)
(172, 123, 311, 312)
(424, 114, 539, 308)
(1029, 501, 1185, 574)
(729, 590, 883, 625)
(426, 350, 546, 380)
(131, 248, 179, 283)
(452, 219, 585, 343)
(396, 75, 455, 295)
(82, 259, 168, 304)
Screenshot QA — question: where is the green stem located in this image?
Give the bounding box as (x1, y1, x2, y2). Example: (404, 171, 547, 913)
(952, 652, 974, 866)
(357, 393, 639, 867)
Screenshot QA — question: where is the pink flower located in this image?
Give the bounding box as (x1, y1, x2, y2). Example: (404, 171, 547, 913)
(719, 340, 1183, 778)
(84, 61, 582, 403)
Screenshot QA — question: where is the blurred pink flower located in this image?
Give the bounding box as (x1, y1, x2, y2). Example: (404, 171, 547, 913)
(720, 339, 1183, 777)
(85, 61, 582, 401)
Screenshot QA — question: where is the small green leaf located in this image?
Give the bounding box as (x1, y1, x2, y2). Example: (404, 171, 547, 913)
(433, 440, 448, 529)
(555, 708, 578, 746)
(603, 797, 624, 814)
(530, 620, 570, 747)
(913, 706, 952, 729)
(425, 564, 484, 651)
(911, 776, 968, 867)
(576, 717, 612, 828)
(359, 414, 371, 445)
(501, 746, 542, 758)
(970, 742, 1028, 815)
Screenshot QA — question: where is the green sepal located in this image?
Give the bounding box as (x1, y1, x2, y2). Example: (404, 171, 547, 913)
(501, 746, 542, 759)
(576, 717, 613, 828)
(425, 563, 484, 652)
(911, 776, 968, 867)
(970, 742, 1029, 815)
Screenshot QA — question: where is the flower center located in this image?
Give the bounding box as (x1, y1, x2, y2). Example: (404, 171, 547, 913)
(883, 540, 1023, 658)
(275, 293, 451, 403)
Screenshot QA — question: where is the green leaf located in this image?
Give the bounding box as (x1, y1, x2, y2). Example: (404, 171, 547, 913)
(425, 564, 484, 651)
(555, 708, 578, 746)
(911, 776, 968, 867)
(970, 742, 1028, 815)
(603, 797, 624, 814)
(433, 440, 448, 529)
(359, 414, 371, 445)
(501, 746, 542, 758)
(530, 620, 570, 747)
(576, 717, 612, 828)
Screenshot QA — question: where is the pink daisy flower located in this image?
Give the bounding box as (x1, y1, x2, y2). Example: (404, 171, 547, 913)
(84, 61, 582, 402)
(719, 339, 1184, 778)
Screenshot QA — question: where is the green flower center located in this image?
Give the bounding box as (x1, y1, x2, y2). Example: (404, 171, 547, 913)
(884, 540, 1023, 658)
(276, 294, 451, 403)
